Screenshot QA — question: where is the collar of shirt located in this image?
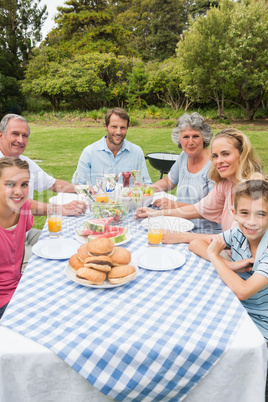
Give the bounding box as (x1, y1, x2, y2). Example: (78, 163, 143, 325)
(253, 230, 268, 270)
(97, 136, 131, 156)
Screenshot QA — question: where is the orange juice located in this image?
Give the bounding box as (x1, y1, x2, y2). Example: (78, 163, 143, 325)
(148, 229, 163, 246)
(48, 216, 62, 233)
(96, 194, 109, 203)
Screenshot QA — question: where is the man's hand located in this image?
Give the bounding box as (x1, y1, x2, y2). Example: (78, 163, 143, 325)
(62, 200, 87, 216)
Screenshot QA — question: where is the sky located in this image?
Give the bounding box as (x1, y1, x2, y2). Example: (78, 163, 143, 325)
(40, 0, 65, 39)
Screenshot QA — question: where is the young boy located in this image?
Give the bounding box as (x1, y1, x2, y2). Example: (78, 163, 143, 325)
(189, 179, 268, 340)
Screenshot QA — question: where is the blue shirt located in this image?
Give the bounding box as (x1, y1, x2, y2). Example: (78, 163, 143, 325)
(223, 228, 268, 340)
(168, 151, 222, 234)
(73, 136, 151, 186)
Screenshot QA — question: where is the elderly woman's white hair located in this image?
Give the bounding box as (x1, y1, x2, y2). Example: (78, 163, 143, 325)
(171, 112, 213, 148)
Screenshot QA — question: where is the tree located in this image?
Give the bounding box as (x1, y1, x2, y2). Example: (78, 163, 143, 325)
(145, 58, 194, 110)
(0, 0, 48, 79)
(176, 0, 268, 120)
(109, 0, 190, 61)
(22, 52, 132, 110)
(45, 0, 133, 57)
(177, 0, 236, 117)
(220, 0, 268, 120)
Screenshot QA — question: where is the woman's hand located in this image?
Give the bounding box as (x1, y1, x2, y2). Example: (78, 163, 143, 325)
(134, 207, 155, 219)
(62, 200, 87, 216)
(153, 197, 177, 210)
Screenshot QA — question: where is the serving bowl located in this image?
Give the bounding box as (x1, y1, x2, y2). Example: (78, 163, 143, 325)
(90, 195, 130, 224)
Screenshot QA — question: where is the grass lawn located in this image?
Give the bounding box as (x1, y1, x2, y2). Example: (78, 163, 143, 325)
(25, 121, 268, 230)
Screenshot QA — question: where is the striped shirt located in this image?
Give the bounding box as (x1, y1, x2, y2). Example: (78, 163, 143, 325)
(223, 228, 268, 340)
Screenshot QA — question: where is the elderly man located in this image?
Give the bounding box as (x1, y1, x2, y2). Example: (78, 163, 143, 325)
(73, 108, 151, 185)
(0, 114, 86, 268)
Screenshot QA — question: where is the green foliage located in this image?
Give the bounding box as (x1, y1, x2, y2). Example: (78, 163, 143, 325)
(126, 62, 149, 109)
(176, 0, 268, 120)
(219, 0, 268, 120)
(0, 0, 47, 79)
(0, 74, 22, 115)
(145, 58, 193, 110)
(110, 0, 190, 60)
(22, 52, 133, 110)
(46, 0, 133, 57)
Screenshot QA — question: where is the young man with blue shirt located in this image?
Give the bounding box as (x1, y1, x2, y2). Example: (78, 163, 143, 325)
(73, 108, 151, 186)
(194, 178, 268, 340)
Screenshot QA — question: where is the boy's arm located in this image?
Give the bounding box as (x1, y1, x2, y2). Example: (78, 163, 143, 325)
(188, 237, 211, 260)
(207, 236, 268, 300)
(189, 236, 255, 270)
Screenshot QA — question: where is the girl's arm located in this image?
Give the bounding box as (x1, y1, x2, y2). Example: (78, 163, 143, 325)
(207, 236, 268, 300)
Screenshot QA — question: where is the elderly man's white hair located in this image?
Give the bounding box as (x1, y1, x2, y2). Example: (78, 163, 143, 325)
(0, 114, 30, 136)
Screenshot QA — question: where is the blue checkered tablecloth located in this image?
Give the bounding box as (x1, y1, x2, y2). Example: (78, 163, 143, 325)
(1, 214, 246, 401)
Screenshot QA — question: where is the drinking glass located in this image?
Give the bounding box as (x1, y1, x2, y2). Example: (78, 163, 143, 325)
(104, 173, 116, 192)
(132, 188, 143, 210)
(95, 176, 109, 203)
(131, 170, 141, 186)
(47, 204, 62, 238)
(74, 172, 91, 196)
(147, 213, 164, 246)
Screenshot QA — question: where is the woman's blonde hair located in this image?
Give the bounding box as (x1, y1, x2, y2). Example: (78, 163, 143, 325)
(209, 128, 262, 184)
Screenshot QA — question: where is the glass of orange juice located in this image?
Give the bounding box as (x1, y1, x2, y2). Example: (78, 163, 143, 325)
(95, 193, 109, 203)
(147, 213, 164, 247)
(47, 204, 62, 238)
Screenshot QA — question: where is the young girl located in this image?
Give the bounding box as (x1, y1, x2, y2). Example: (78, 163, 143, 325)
(0, 157, 33, 319)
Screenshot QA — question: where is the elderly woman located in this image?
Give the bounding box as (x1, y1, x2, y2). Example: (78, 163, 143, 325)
(152, 112, 221, 234)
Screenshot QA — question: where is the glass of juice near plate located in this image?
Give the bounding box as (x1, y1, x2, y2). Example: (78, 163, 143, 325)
(47, 204, 62, 238)
(147, 213, 164, 246)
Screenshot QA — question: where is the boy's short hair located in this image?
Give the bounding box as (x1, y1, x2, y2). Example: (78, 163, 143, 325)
(234, 178, 268, 210)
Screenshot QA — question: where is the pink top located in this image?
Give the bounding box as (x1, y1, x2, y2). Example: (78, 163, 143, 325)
(194, 180, 238, 232)
(0, 200, 33, 308)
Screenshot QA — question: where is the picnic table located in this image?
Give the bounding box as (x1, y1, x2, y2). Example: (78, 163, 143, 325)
(0, 213, 267, 401)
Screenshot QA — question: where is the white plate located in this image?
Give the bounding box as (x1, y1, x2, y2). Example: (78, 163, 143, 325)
(32, 238, 80, 259)
(65, 260, 139, 288)
(141, 216, 194, 232)
(132, 247, 186, 271)
(75, 231, 132, 246)
(49, 193, 80, 205)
